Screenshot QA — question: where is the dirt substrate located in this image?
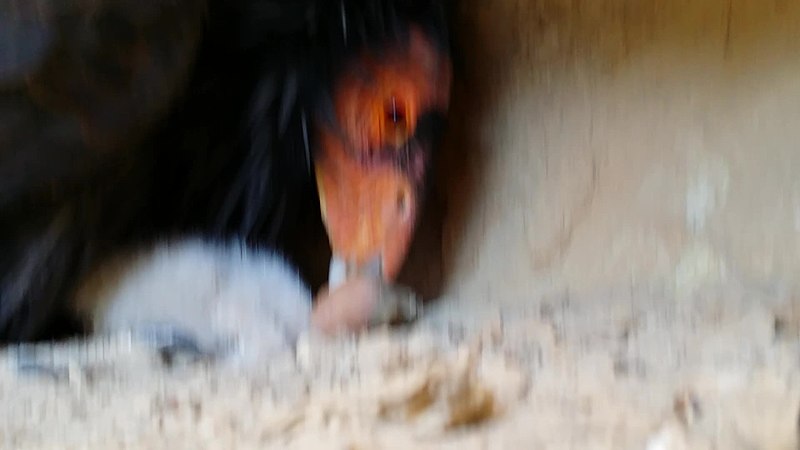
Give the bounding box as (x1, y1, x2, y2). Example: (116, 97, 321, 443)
(2, 281, 798, 449)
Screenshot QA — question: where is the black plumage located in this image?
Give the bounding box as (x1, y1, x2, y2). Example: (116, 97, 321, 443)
(0, 0, 453, 343)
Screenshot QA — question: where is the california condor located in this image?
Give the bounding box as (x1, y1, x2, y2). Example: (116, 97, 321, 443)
(0, 0, 454, 350)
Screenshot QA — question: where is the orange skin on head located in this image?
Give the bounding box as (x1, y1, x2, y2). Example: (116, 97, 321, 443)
(333, 28, 452, 156)
(315, 26, 452, 282)
(315, 146, 416, 281)
(312, 27, 452, 334)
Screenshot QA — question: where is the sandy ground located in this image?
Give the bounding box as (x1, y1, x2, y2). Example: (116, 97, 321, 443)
(2, 279, 799, 449)
(4, 0, 800, 448)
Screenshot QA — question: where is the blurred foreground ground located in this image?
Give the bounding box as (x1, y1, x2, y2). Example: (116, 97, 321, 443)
(2, 281, 799, 449)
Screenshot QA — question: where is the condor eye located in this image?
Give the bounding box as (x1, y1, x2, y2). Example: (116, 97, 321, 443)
(386, 97, 406, 125)
(382, 96, 410, 147)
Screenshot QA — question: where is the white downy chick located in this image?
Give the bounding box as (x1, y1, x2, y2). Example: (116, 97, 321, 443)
(72, 238, 313, 367)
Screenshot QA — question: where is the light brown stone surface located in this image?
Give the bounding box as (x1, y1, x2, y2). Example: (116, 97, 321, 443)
(441, 0, 800, 300)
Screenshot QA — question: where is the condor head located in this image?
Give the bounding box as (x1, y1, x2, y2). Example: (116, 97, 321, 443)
(314, 27, 452, 287)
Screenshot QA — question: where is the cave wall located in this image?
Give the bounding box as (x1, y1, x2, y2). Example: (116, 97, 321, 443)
(438, 0, 800, 302)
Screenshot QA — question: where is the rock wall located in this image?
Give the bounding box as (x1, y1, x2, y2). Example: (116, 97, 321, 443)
(440, 0, 800, 301)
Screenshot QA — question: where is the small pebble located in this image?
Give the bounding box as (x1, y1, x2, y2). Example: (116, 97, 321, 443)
(311, 277, 381, 335)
